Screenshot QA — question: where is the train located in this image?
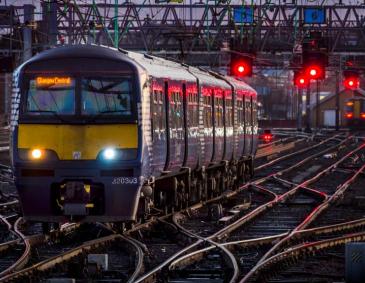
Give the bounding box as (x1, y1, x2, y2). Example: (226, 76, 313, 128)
(344, 97, 365, 128)
(10, 45, 258, 224)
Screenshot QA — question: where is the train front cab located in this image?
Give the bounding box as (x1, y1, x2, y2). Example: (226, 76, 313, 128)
(345, 98, 365, 129)
(12, 47, 144, 223)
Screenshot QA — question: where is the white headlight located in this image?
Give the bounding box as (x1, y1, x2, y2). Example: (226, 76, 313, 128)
(31, 149, 42, 159)
(104, 148, 116, 160)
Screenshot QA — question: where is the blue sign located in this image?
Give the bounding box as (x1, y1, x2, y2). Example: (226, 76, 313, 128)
(234, 7, 254, 24)
(304, 8, 326, 24)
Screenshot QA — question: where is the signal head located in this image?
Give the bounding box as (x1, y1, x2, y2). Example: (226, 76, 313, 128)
(230, 54, 253, 77)
(343, 77, 360, 90)
(305, 65, 324, 79)
(294, 71, 308, 88)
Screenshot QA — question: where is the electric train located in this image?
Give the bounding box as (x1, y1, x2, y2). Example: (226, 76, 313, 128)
(10, 45, 258, 223)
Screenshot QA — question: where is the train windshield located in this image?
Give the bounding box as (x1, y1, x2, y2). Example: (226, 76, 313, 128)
(26, 77, 75, 115)
(81, 77, 133, 116)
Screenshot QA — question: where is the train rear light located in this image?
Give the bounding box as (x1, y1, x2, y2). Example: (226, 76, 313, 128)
(346, 113, 353, 119)
(361, 113, 365, 119)
(31, 149, 42, 159)
(263, 134, 273, 143)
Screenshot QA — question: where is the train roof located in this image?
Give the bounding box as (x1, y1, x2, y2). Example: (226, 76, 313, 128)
(18, 44, 256, 96)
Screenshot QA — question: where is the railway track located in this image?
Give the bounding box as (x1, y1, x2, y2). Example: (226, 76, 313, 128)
(152, 134, 365, 283)
(0, 131, 364, 282)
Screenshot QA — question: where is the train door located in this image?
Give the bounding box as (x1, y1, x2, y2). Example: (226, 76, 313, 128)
(213, 89, 224, 162)
(251, 96, 258, 156)
(244, 94, 252, 157)
(166, 83, 185, 171)
(236, 91, 245, 158)
(150, 80, 167, 175)
(184, 83, 199, 168)
(224, 89, 234, 161)
(202, 86, 214, 166)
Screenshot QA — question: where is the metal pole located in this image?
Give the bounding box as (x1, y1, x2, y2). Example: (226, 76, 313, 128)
(49, 1, 58, 46)
(114, 0, 119, 48)
(23, 5, 35, 62)
(190, 0, 193, 27)
(316, 79, 320, 129)
(297, 87, 302, 131)
(305, 82, 312, 133)
(335, 70, 340, 131)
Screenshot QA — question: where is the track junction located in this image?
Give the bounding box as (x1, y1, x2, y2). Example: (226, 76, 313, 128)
(0, 127, 364, 283)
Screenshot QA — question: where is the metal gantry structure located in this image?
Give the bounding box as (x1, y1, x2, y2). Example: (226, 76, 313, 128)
(2, 1, 365, 67)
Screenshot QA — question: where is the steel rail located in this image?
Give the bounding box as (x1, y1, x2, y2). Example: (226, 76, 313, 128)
(240, 231, 365, 282)
(163, 137, 362, 282)
(240, 148, 365, 283)
(256, 140, 298, 159)
(134, 134, 352, 282)
(257, 137, 294, 149)
(172, 213, 240, 283)
(255, 133, 345, 171)
(212, 136, 353, 241)
(120, 235, 145, 283)
(253, 143, 365, 267)
(0, 221, 80, 279)
(0, 234, 120, 282)
(0, 133, 350, 282)
(0, 218, 32, 278)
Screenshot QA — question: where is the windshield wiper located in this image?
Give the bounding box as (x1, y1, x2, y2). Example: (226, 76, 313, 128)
(86, 110, 127, 122)
(27, 110, 71, 123)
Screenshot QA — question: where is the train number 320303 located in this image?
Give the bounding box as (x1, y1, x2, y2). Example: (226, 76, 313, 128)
(112, 177, 138, 185)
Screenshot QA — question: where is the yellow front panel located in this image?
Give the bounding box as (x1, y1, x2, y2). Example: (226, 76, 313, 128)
(354, 101, 360, 117)
(18, 124, 138, 160)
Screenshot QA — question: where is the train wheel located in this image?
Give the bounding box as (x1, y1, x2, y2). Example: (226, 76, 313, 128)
(250, 159, 255, 178)
(208, 204, 223, 221)
(189, 179, 198, 204)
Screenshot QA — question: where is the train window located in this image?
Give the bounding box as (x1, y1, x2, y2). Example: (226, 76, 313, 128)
(26, 78, 75, 115)
(153, 90, 158, 104)
(187, 92, 198, 127)
(215, 96, 224, 127)
(81, 77, 132, 116)
(252, 99, 258, 134)
(225, 95, 233, 127)
(203, 94, 212, 128)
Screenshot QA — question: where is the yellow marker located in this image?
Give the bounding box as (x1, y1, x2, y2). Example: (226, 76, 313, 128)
(85, 203, 94, 208)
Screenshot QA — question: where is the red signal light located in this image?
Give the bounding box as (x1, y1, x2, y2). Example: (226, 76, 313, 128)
(305, 65, 324, 79)
(232, 60, 252, 77)
(343, 77, 360, 89)
(230, 54, 253, 77)
(263, 134, 273, 143)
(294, 72, 308, 88)
(361, 113, 365, 119)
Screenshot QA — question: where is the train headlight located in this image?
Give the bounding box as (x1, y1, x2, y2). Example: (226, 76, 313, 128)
(100, 148, 137, 161)
(103, 148, 116, 160)
(31, 149, 42, 159)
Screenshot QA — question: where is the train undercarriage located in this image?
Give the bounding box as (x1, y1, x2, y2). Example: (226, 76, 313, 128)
(138, 157, 254, 221)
